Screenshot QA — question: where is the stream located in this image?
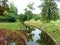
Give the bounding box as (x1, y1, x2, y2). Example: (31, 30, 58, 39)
(27, 28, 41, 45)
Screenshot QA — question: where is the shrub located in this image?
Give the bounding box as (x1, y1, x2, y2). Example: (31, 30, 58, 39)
(0, 16, 7, 22)
(33, 15, 41, 21)
(0, 15, 16, 22)
(19, 15, 27, 22)
(6, 15, 16, 22)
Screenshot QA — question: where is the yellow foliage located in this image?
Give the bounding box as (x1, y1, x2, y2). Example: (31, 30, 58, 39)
(3, 10, 8, 15)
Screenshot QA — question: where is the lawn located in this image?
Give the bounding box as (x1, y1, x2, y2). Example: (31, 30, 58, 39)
(0, 22, 26, 30)
(24, 20, 60, 45)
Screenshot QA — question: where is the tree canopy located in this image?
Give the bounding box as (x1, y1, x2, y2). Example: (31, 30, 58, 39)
(40, 0, 59, 22)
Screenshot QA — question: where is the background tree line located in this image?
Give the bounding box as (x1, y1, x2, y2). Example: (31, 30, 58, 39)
(0, 0, 60, 22)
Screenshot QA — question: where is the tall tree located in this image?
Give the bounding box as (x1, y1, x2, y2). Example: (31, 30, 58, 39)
(9, 2, 18, 15)
(27, 2, 35, 10)
(24, 9, 33, 21)
(5, 2, 18, 22)
(24, 2, 34, 21)
(40, 0, 59, 22)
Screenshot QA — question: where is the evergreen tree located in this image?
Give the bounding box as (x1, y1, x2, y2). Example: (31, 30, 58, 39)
(40, 0, 59, 22)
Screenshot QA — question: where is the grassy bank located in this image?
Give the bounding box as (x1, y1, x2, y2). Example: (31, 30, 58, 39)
(24, 20, 60, 45)
(0, 22, 26, 30)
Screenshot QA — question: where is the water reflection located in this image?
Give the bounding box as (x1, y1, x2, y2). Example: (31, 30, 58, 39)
(27, 41, 39, 45)
(31, 28, 41, 41)
(27, 28, 41, 45)
(8, 42, 16, 45)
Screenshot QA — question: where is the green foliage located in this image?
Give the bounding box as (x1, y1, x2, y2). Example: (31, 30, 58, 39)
(5, 15, 16, 22)
(0, 2, 17, 22)
(27, 2, 35, 10)
(9, 2, 18, 15)
(40, 0, 59, 22)
(19, 14, 27, 22)
(23, 2, 34, 21)
(0, 15, 16, 22)
(26, 27, 34, 41)
(33, 14, 41, 21)
(4, 2, 18, 22)
(0, 16, 7, 22)
(18, 2, 34, 23)
(24, 10, 33, 21)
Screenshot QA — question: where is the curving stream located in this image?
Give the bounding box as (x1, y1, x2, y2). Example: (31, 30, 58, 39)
(27, 28, 41, 45)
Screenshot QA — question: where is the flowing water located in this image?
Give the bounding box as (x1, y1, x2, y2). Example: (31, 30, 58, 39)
(27, 28, 41, 45)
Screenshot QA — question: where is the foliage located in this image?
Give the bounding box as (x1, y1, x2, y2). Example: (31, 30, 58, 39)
(40, 0, 59, 22)
(0, 30, 28, 45)
(19, 13, 27, 22)
(27, 2, 35, 10)
(24, 20, 60, 45)
(3, 10, 8, 15)
(9, 2, 18, 15)
(23, 2, 34, 21)
(5, 14, 16, 22)
(0, 30, 6, 37)
(6, 2, 18, 22)
(0, 2, 18, 22)
(0, 16, 7, 22)
(0, 15, 16, 22)
(24, 10, 33, 21)
(19, 8, 33, 23)
(33, 14, 41, 21)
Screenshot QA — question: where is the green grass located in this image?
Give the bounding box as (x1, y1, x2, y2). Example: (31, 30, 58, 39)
(0, 22, 26, 30)
(24, 20, 60, 45)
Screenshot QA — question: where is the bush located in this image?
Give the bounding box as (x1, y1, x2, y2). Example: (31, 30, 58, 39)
(6, 15, 16, 22)
(34, 15, 41, 21)
(19, 15, 27, 22)
(0, 15, 16, 22)
(0, 16, 7, 22)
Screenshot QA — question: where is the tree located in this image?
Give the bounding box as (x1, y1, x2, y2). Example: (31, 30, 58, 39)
(24, 2, 34, 21)
(24, 9, 33, 21)
(9, 2, 18, 15)
(19, 13, 27, 22)
(27, 2, 35, 10)
(6, 2, 18, 22)
(40, 0, 59, 22)
(0, 2, 17, 22)
(33, 14, 41, 21)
